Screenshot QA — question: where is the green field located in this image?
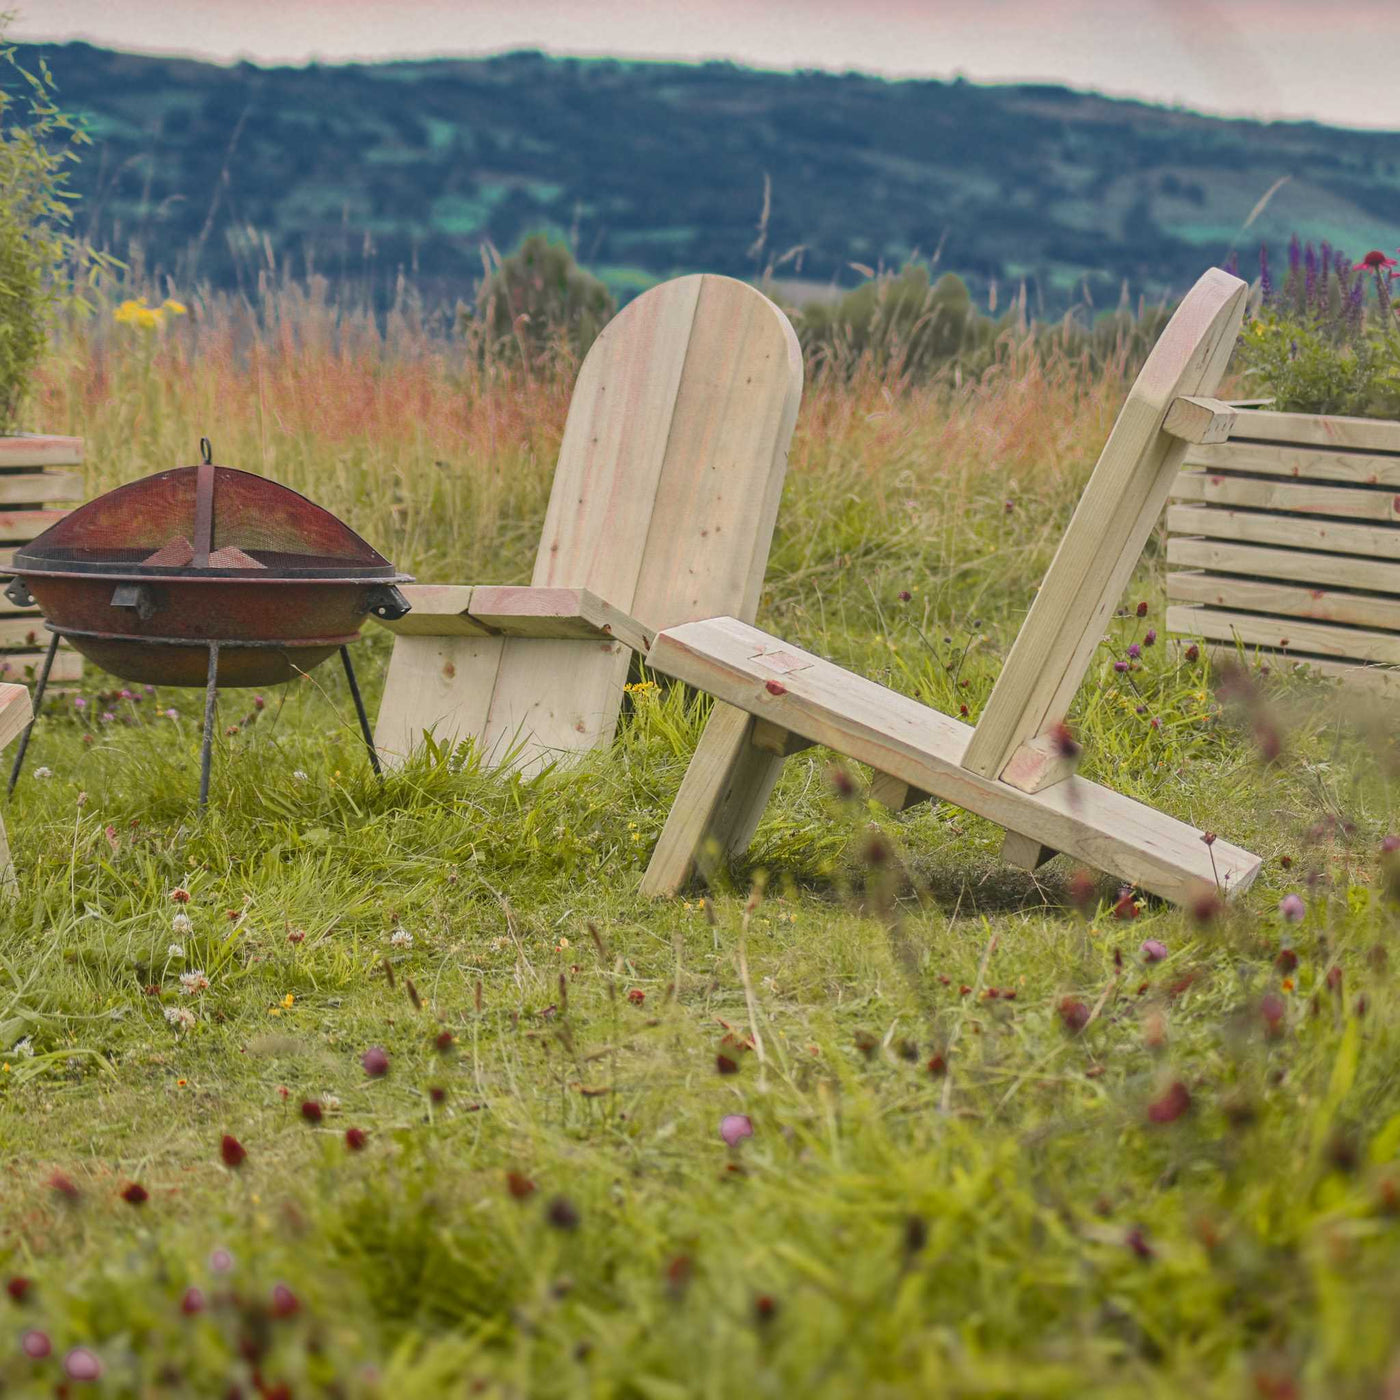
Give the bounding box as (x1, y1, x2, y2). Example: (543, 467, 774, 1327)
(1, 306, 1398, 1397)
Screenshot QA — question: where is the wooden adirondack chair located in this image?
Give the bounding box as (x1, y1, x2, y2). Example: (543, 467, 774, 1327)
(373, 275, 803, 775)
(0, 682, 32, 894)
(639, 268, 1263, 907)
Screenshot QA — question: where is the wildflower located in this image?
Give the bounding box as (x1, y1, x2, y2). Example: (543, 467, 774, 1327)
(47, 1172, 80, 1201)
(6, 1276, 30, 1302)
(1112, 889, 1138, 920)
(754, 1294, 778, 1324)
(1113, 660, 1128, 673)
(32, 766, 52, 779)
(1190, 888, 1222, 926)
(322, 1094, 341, 1111)
(428, 1084, 447, 1105)
(121, 1182, 148, 1205)
(1125, 1226, 1154, 1260)
(179, 970, 209, 996)
(926, 1052, 946, 1076)
(1354, 250, 1398, 271)
(13, 1036, 32, 1058)
(1058, 998, 1091, 1033)
(1184, 644, 1199, 662)
(1146, 1080, 1191, 1124)
(209, 1248, 234, 1273)
(1143, 629, 1156, 646)
(546, 1195, 580, 1230)
(390, 928, 413, 949)
(627, 987, 645, 1005)
(164, 1005, 196, 1031)
(181, 1286, 206, 1315)
(64, 1346, 103, 1380)
(1279, 893, 1305, 924)
(270, 1283, 300, 1319)
(720, 1113, 753, 1147)
(1276, 946, 1298, 972)
(506, 1171, 536, 1199)
(716, 1052, 740, 1075)
(164, 708, 179, 720)
(1127, 643, 1141, 660)
(434, 1029, 455, 1052)
(344, 1127, 368, 1151)
(300, 1100, 323, 1124)
(220, 1134, 247, 1168)
(171, 912, 192, 935)
(1135, 601, 1148, 618)
(1140, 939, 1168, 963)
(293, 770, 308, 781)
(20, 1328, 51, 1358)
(1200, 831, 1217, 847)
(361, 1046, 389, 1078)
(170, 888, 191, 904)
(1260, 992, 1286, 1037)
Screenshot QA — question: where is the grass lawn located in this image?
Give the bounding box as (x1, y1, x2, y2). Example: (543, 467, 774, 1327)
(1, 313, 1398, 1397)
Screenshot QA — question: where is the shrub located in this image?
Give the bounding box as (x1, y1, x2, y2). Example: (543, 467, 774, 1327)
(0, 22, 109, 428)
(470, 232, 615, 363)
(1236, 237, 1400, 418)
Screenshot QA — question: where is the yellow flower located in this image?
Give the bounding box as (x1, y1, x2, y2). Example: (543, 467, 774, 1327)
(161, 299, 188, 316)
(113, 298, 163, 330)
(281, 993, 294, 1008)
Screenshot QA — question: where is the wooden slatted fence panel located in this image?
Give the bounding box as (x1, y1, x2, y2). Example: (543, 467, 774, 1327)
(1166, 406, 1400, 687)
(0, 435, 85, 685)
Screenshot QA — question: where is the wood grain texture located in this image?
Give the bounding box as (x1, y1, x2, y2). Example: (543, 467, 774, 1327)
(961, 269, 1247, 783)
(1224, 408, 1400, 455)
(870, 774, 931, 811)
(1165, 536, 1400, 594)
(0, 436, 82, 469)
(1166, 571, 1400, 631)
(1166, 504, 1400, 560)
(0, 473, 83, 506)
(1001, 830, 1056, 870)
(1163, 396, 1237, 444)
(467, 585, 653, 653)
(1167, 604, 1400, 664)
(650, 616, 1260, 904)
(0, 510, 69, 544)
(373, 634, 505, 763)
(1171, 470, 1400, 522)
(639, 702, 786, 897)
(1183, 439, 1400, 487)
(379, 275, 803, 778)
(0, 682, 31, 897)
(378, 586, 492, 637)
(1194, 642, 1400, 695)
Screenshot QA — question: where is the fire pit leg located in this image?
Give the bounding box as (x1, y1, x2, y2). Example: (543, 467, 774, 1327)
(339, 645, 382, 779)
(7, 631, 60, 797)
(199, 641, 219, 810)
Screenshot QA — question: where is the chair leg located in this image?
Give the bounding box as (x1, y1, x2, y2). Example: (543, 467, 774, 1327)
(640, 702, 787, 898)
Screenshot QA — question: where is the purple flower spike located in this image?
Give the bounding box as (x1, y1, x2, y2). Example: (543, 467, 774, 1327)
(720, 1113, 753, 1147)
(1279, 893, 1305, 924)
(1127, 643, 1141, 660)
(1140, 939, 1169, 963)
(1143, 629, 1157, 646)
(1259, 243, 1273, 304)
(63, 1347, 102, 1380)
(1288, 233, 1301, 275)
(1113, 660, 1129, 673)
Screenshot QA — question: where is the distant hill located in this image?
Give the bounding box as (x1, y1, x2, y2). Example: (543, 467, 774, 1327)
(18, 41, 1400, 311)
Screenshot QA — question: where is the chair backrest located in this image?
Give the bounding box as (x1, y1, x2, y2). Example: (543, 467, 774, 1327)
(532, 274, 803, 629)
(961, 267, 1247, 782)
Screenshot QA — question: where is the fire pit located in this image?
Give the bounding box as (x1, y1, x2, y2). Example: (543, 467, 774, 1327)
(6, 441, 412, 805)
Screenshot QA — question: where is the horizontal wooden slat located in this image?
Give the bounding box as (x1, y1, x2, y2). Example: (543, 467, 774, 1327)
(1194, 642, 1400, 696)
(1184, 439, 1400, 487)
(0, 510, 69, 544)
(468, 585, 653, 654)
(0, 474, 82, 506)
(1166, 604, 1400, 664)
(377, 585, 492, 637)
(0, 619, 49, 649)
(0, 649, 83, 684)
(1166, 505, 1400, 561)
(1226, 408, 1400, 455)
(1166, 571, 1400, 631)
(0, 436, 82, 469)
(1165, 537, 1400, 594)
(649, 615, 1261, 904)
(1172, 470, 1400, 522)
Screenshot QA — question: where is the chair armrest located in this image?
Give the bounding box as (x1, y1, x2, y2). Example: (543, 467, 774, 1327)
(373, 584, 653, 653)
(1162, 396, 1237, 445)
(0, 682, 32, 751)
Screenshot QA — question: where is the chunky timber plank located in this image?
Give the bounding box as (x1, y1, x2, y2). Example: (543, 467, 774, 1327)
(1171, 470, 1400, 523)
(639, 702, 787, 897)
(1166, 571, 1400, 632)
(1223, 408, 1400, 456)
(377, 585, 493, 637)
(1196, 642, 1400, 696)
(1001, 829, 1057, 871)
(0, 649, 83, 684)
(0, 683, 31, 896)
(0, 435, 82, 469)
(960, 270, 1246, 785)
(0, 510, 70, 544)
(1166, 604, 1400, 665)
(1165, 537, 1400, 595)
(1166, 504, 1400, 561)
(0, 473, 83, 506)
(0, 618, 50, 649)
(1183, 439, 1400, 487)
(467, 585, 653, 654)
(1163, 396, 1237, 444)
(646, 616, 1260, 904)
(870, 773, 930, 811)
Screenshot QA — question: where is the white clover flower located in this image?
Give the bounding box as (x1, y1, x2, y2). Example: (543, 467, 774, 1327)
(292, 770, 308, 781)
(171, 912, 192, 935)
(164, 1005, 196, 1030)
(13, 1036, 33, 1058)
(168, 943, 185, 960)
(390, 927, 413, 949)
(179, 970, 209, 996)
(33, 766, 52, 780)
(321, 1094, 341, 1112)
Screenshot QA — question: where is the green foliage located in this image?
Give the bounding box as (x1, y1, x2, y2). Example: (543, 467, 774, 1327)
(471, 232, 615, 362)
(0, 18, 107, 428)
(1236, 238, 1400, 418)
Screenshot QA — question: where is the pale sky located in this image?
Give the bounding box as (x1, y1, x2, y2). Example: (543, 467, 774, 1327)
(15, 0, 1400, 131)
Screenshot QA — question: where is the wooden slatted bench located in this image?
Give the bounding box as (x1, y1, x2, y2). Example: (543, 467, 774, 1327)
(0, 435, 85, 687)
(1165, 405, 1400, 691)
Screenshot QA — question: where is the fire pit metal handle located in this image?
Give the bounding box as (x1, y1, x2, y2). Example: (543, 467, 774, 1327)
(367, 583, 412, 623)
